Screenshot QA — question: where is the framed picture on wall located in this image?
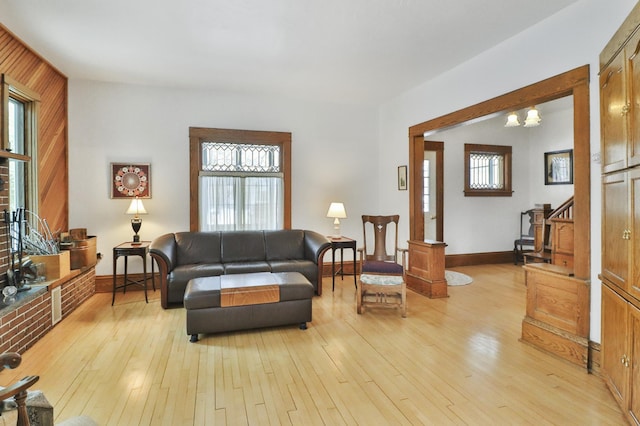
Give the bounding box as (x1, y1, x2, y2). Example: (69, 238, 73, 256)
(110, 163, 151, 198)
(398, 165, 407, 190)
(544, 149, 573, 185)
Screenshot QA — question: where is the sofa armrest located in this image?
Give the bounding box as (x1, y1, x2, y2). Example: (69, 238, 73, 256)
(150, 233, 177, 309)
(303, 230, 331, 263)
(150, 233, 177, 271)
(304, 230, 331, 296)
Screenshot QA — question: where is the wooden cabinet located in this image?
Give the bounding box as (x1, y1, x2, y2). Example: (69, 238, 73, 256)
(631, 305, 640, 421)
(601, 4, 640, 424)
(602, 169, 640, 302)
(601, 27, 640, 173)
(601, 45, 628, 172)
(601, 284, 640, 424)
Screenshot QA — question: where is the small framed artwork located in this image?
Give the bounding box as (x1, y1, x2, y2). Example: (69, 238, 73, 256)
(398, 165, 407, 190)
(110, 163, 151, 198)
(544, 149, 573, 185)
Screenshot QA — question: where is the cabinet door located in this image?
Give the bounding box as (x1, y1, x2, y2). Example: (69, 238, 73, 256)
(603, 172, 629, 290)
(631, 168, 640, 300)
(602, 284, 629, 406)
(601, 50, 628, 173)
(627, 30, 640, 168)
(629, 304, 640, 423)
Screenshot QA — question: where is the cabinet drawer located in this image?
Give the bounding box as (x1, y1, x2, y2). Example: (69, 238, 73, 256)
(552, 253, 574, 269)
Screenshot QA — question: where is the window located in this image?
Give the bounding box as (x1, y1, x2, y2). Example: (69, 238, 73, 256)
(189, 128, 291, 231)
(423, 159, 430, 213)
(464, 143, 512, 196)
(2, 74, 39, 214)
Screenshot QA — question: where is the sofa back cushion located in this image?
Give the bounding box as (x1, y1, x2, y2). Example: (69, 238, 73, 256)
(265, 230, 305, 260)
(221, 231, 266, 262)
(175, 232, 221, 265)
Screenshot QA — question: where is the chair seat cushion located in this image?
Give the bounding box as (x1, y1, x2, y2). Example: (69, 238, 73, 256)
(362, 260, 403, 274)
(360, 273, 404, 286)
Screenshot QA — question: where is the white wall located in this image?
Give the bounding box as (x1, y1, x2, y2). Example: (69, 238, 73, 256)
(68, 81, 378, 275)
(428, 117, 530, 253)
(377, 0, 638, 342)
(527, 106, 575, 206)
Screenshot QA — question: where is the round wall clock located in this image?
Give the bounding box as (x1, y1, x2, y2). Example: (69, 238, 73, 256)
(114, 165, 148, 197)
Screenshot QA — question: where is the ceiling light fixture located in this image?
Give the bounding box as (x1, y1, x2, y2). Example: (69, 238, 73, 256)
(504, 112, 520, 127)
(523, 107, 541, 127)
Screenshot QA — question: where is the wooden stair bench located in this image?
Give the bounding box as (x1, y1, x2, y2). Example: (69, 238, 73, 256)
(520, 197, 588, 368)
(521, 263, 589, 368)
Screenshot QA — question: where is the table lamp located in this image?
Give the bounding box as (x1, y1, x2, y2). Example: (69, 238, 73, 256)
(326, 202, 347, 238)
(125, 197, 147, 242)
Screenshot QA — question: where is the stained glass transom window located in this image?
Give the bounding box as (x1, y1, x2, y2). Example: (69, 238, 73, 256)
(201, 142, 281, 173)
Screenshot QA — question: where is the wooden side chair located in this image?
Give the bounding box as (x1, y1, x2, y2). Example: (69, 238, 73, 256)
(357, 215, 407, 317)
(514, 209, 535, 264)
(0, 352, 39, 426)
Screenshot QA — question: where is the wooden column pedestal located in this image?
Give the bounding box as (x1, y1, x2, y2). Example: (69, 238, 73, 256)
(406, 239, 447, 298)
(520, 263, 590, 368)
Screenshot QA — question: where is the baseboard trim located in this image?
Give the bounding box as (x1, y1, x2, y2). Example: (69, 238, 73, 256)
(588, 341, 601, 377)
(445, 251, 513, 267)
(321, 250, 514, 276)
(96, 273, 159, 293)
(102, 250, 514, 288)
(321, 261, 359, 277)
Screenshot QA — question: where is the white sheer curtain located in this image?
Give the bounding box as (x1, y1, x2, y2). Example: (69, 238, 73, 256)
(199, 175, 283, 231)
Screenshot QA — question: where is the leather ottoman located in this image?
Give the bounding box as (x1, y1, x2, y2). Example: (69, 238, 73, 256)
(184, 272, 313, 341)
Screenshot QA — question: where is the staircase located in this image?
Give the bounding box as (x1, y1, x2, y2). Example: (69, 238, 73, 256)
(548, 196, 574, 269)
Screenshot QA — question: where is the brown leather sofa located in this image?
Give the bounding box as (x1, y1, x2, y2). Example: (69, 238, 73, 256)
(149, 230, 330, 309)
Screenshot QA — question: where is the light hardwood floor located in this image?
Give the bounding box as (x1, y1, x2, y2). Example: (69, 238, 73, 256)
(4, 264, 626, 425)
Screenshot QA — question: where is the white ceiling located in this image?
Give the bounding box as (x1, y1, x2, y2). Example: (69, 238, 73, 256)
(0, 0, 580, 105)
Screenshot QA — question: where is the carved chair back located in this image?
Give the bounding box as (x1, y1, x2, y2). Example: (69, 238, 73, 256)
(361, 215, 400, 264)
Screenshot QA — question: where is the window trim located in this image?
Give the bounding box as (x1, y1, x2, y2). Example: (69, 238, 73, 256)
(189, 127, 291, 231)
(464, 143, 512, 197)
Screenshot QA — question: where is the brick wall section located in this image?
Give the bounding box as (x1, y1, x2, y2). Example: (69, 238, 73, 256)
(0, 267, 96, 354)
(61, 268, 95, 320)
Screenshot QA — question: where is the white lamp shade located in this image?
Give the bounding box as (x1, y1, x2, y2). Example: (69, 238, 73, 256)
(125, 197, 147, 216)
(504, 112, 520, 127)
(524, 107, 541, 127)
(326, 202, 347, 219)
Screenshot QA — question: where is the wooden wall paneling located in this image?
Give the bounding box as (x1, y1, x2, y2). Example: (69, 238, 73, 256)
(0, 24, 69, 237)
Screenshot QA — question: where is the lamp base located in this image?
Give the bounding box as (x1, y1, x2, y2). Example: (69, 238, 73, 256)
(131, 217, 142, 243)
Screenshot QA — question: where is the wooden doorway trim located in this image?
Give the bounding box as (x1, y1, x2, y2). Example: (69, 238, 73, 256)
(408, 65, 591, 279)
(410, 139, 443, 241)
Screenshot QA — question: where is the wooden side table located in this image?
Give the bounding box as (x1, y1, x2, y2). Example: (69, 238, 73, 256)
(112, 241, 155, 305)
(329, 237, 357, 291)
